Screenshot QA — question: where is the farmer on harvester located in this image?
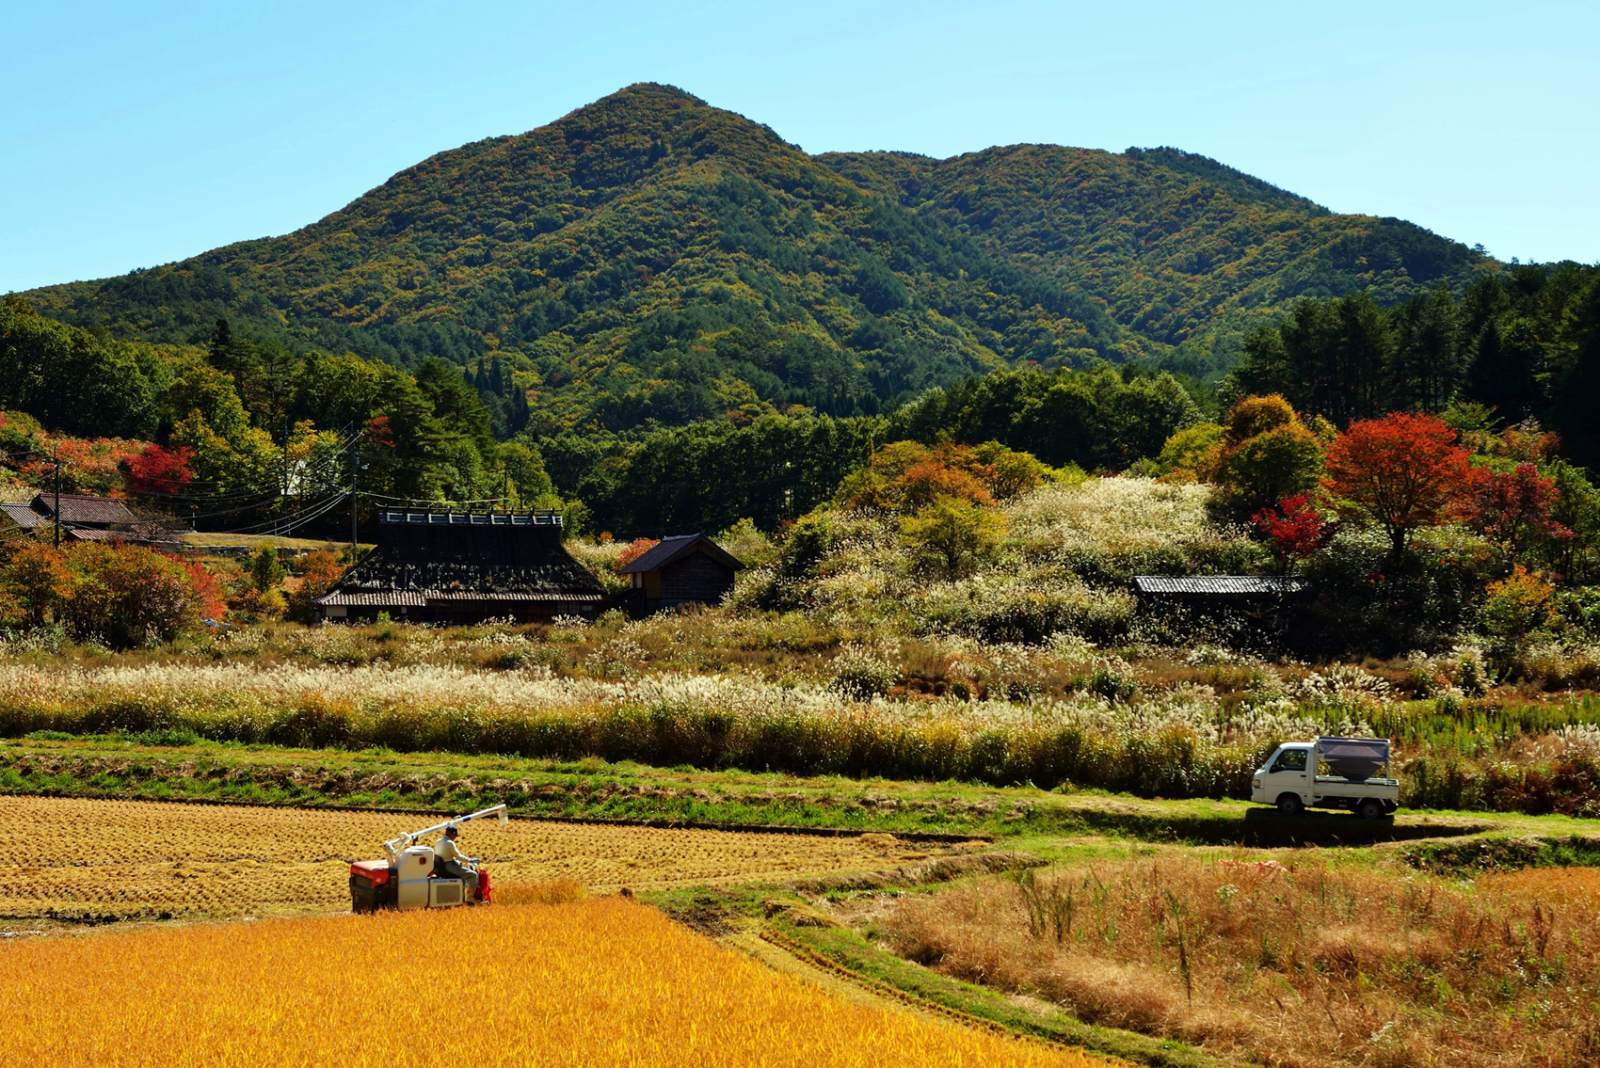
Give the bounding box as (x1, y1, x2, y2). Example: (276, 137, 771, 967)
(435, 824, 479, 897)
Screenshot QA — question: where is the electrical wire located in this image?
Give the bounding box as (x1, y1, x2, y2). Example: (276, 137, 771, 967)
(128, 426, 361, 501)
(357, 492, 515, 508)
(205, 490, 350, 537)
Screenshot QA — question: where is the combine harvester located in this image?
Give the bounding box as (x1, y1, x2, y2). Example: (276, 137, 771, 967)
(349, 804, 508, 912)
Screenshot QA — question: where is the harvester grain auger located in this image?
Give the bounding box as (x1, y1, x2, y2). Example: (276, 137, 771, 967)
(349, 804, 508, 912)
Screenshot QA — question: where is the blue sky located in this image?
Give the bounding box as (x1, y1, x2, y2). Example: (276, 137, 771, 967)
(4, 0, 1595, 294)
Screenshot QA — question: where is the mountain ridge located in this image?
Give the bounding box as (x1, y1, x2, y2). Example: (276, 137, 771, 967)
(20, 82, 1491, 432)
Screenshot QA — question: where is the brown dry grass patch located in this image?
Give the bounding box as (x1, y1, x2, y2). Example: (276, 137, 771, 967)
(882, 854, 1600, 1068)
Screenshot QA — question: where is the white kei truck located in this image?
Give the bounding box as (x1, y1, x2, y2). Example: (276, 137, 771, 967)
(1251, 737, 1399, 819)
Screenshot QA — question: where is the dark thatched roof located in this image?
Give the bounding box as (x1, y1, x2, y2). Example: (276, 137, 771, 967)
(319, 510, 605, 606)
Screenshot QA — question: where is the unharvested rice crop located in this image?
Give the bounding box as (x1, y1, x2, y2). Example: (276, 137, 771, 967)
(0, 796, 934, 920)
(0, 897, 1105, 1068)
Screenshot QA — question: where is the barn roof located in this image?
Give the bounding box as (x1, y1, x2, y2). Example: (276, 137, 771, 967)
(1133, 575, 1309, 596)
(617, 533, 744, 575)
(318, 509, 604, 606)
(30, 493, 137, 526)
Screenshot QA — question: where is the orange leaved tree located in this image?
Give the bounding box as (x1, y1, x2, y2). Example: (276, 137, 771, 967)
(615, 538, 660, 570)
(1323, 412, 1475, 557)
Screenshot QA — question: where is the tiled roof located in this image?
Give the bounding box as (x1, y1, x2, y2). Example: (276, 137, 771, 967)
(617, 533, 744, 575)
(30, 493, 137, 526)
(1133, 575, 1309, 595)
(314, 591, 428, 607)
(0, 502, 44, 529)
(316, 589, 601, 606)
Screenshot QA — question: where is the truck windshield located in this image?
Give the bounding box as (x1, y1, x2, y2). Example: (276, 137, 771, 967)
(1271, 749, 1308, 772)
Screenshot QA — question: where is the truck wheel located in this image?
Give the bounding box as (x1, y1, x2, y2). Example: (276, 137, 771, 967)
(1276, 793, 1304, 816)
(1358, 798, 1385, 821)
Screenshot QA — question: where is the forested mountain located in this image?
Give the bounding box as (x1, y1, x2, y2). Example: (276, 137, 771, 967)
(821, 145, 1486, 372)
(22, 83, 1492, 435)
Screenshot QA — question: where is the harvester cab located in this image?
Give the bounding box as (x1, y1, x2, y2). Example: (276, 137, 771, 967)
(350, 804, 509, 913)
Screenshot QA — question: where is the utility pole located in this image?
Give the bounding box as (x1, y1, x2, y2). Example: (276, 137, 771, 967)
(349, 429, 360, 559)
(281, 417, 291, 538)
(52, 448, 62, 548)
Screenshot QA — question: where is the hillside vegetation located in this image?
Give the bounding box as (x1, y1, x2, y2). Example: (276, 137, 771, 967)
(21, 83, 1490, 434)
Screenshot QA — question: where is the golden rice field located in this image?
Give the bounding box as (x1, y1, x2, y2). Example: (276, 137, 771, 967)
(0, 897, 1108, 1068)
(0, 796, 942, 920)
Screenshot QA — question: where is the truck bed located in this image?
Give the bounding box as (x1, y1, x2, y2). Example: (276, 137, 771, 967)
(1313, 776, 1399, 800)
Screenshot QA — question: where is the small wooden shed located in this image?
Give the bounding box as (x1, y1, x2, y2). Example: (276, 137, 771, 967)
(617, 533, 744, 616)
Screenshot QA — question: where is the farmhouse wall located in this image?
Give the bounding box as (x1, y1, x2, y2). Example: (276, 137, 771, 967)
(659, 550, 736, 607)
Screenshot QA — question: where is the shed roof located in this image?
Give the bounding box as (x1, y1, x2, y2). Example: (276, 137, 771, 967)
(30, 493, 137, 526)
(1133, 575, 1309, 596)
(617, 533, 744, 575)
(0, 502, 44, 529)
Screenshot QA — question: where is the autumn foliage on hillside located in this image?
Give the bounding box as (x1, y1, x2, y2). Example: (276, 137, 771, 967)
(0, 541, 217, 646)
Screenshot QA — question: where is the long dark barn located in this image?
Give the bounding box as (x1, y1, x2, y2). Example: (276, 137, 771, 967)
(317, 510, 605, 625)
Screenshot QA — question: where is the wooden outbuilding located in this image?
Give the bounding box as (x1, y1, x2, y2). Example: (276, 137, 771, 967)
(617, 533, 743, 616)
(316, 510, 605, 625)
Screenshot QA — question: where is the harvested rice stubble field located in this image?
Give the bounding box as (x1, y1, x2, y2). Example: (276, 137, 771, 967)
(0, 897, 1112, 1068)
(0, 796, 953, 920)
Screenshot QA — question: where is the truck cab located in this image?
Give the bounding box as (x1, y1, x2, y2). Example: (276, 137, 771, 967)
(1251, 736, 1399, 819)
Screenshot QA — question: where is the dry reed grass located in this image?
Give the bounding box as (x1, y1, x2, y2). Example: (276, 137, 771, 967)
(883, 854, 1600, 1068)
(0, 897, 1108, 1068)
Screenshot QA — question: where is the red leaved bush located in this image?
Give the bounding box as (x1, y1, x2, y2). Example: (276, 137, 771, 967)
(57, 542, 208, 647)
(1250, 495, 1330, 570)
(615, 538, 659, 571)
(0, 540, 213, 645)
(1468, 463, 1572, 559)
(175, 556, 227, 621)
(1323, 412, 1476, 555)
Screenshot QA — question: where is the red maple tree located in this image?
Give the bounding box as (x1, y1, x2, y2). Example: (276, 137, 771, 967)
(1323, 413, 1475, 556)
(126, 443, 195, 495)
(1251, 495, 1331, 570)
